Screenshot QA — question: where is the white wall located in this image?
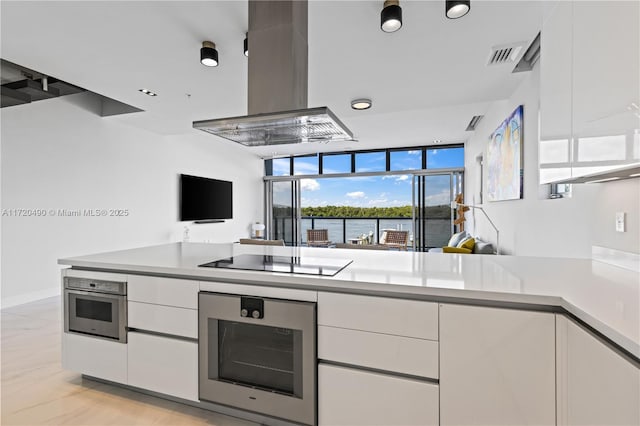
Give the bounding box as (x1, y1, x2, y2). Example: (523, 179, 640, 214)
(1, 92, 263, 307)
(464, 65, 639, 257)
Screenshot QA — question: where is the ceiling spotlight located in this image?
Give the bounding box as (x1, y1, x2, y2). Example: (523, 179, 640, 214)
(446, 0, 470, 19)
(200, 41, 219, 67)
(138, 88, 157, 96)
(244, 33, 248, 57)
(381, 0, 402, 33)
(351, 99, 372, 110)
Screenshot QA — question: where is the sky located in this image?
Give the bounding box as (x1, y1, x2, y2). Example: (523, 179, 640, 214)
(271, 148, 464, 208)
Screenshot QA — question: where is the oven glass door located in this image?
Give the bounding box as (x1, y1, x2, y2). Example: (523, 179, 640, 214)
(66, 291, 123, 340)
(216, 320, 303, 396)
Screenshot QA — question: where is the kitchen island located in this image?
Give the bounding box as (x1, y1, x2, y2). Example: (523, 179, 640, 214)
(59, 242, 640, 426)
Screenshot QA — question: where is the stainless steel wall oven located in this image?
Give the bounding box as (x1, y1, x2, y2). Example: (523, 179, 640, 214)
(64, 276, 127, 343)
(199, 292, 316, 425)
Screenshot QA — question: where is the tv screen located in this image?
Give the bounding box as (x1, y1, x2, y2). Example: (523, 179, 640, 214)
(180, 174, 232, 221)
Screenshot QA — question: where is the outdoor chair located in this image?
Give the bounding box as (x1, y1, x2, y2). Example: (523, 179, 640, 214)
(382, 230, 409, 251)
(239, 238, 285, 246)
(306, 229, 331, 247)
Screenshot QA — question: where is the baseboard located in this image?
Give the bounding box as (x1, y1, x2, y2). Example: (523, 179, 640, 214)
(592, 246, 640, 273)
(1, 287, 60, 309)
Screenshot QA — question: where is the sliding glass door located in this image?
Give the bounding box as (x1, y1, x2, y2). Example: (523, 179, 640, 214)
(266, 180, 301, 246)
(412, 171, 463, 251)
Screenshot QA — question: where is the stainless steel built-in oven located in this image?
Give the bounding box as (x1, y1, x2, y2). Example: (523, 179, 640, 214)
(199, 292, 316, 425)
(64, 276, 127, 343)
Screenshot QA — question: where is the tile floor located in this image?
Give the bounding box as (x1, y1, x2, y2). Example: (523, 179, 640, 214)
(1, 296, 254, 425)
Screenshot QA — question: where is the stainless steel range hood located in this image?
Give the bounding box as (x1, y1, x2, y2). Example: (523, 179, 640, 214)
(193, 106, 353, 146)
(192, 0, 354, 147)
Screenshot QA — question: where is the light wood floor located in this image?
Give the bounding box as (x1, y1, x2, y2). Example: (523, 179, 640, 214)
(1, 296, 255, 426)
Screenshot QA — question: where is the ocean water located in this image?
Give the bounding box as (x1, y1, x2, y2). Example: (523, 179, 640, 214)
(273, 218, 452, 248)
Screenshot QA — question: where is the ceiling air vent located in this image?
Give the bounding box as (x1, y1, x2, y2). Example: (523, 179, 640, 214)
(465, 115, 483, 131)
(486, 42, 525, 66)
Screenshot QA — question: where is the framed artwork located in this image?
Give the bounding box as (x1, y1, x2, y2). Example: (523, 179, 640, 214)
(486, 105, 524, 202)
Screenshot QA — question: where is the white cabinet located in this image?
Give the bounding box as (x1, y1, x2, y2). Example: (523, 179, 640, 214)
(439, 304, 556, 426)
(318, 325, 438, 378)
(127, 332, 198, 402)
(128, 275, 199, 308)
(539, 1, 573, 183)
(126, 275, 199, 401)
(317, 292, 438, 340)
(556, 316, 640, 425)
(62, 333, 127, 384)
(318, 364, 439, 426)
(317, 292, 439, 426)
(539, 1, 640, 183)
(128, 301, 197, 338)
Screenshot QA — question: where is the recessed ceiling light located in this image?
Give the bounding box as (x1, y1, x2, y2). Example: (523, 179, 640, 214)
(433, 139, 442, 144)
(200, 41, 219, 67)
(138, 88, 157, 96)
(446, 0, 471, 19)
(351, 99, 372, 110)
(381, 0, 402, 33)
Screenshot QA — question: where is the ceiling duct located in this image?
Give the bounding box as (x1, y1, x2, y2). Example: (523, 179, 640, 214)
(513, 32, 541, 73)
(465, 115, 484, 131)
(193, 0, 354, 146)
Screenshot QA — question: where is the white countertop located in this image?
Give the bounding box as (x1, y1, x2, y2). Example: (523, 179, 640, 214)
(59, 242, 640, 359)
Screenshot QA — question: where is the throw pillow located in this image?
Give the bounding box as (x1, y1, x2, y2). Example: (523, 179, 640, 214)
(443, 247, 472, 254)
(457, 237, 476, 251)
(474, 239, 495, 254)
(447, 231, 468, 248)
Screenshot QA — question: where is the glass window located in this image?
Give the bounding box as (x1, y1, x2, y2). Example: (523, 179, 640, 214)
(390, 149, 423, 171)
(322, 154, 351, 174)
(271, 158, 291, 176)
(355, 152, 386, 173)
(293, 155, 318, 175)
(426, 146, 464, 169)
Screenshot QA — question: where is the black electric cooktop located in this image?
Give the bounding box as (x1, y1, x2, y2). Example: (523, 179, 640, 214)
(199, 254, 352, 277)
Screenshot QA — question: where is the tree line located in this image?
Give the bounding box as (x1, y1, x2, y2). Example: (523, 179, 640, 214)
(271, 204, 451, 218)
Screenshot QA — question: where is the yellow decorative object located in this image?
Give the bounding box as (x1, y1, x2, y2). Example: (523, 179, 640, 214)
(443, 247, 472, 254)
(458, 237, 476, 251)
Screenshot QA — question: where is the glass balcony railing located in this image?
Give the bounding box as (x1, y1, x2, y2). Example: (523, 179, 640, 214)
(272, 216, 452, 249)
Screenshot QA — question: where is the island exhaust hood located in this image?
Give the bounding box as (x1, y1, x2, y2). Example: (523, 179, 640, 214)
(192, 0, 354, 146)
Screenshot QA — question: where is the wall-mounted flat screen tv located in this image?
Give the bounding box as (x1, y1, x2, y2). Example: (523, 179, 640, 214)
(180, 174, 232, 222)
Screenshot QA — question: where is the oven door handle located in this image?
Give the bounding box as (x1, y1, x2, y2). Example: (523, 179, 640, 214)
(65, 289, 125, 300)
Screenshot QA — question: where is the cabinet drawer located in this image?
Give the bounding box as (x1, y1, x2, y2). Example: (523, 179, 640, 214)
(128, 275, 198, 308)
(62, 333, 127, 384)
(318, 326, 438, 379)
(127, 332, 198, 401)
(318, 364, 439, 426)
(318, 292, 438, 340)
(128, 301, 197, 338)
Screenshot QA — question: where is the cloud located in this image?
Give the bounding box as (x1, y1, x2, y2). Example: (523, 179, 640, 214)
(408, 150, 421, 155)
(301, 178, 320, 191)
(346, 191, 365, 198)
(383, 174, 410, 183)
(368, 198, 388, 205)
(424, 190, 451, 205)
(293, 161, 319, 175)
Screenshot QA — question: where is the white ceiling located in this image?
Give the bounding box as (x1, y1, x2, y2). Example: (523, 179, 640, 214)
(1, 1, 551, 158)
